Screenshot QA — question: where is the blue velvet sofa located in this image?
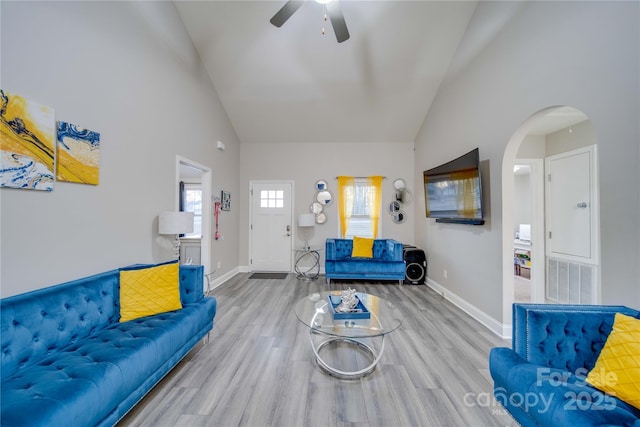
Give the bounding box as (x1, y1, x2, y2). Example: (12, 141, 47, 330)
(1, 263, 217, 427)
(489, 303, 640, 427)
(324, 238, 406, 285)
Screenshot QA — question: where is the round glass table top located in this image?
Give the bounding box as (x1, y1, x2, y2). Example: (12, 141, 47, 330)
(294, 291, 402, 339)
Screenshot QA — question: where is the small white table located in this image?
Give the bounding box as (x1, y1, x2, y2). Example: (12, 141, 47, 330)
(294, 247, 322, 280)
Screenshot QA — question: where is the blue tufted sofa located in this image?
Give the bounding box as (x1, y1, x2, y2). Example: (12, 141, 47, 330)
(1, 263, 217, 427)
(489, 303, 640, 427)
(324, 238, 406, 285)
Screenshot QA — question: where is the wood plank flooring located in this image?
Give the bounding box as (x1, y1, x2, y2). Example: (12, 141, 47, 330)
(118, 274, 518, 427)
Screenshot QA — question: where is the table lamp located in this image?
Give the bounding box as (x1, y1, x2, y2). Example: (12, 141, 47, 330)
(298, 213, 315, 250)
(159, 211, 194, 260)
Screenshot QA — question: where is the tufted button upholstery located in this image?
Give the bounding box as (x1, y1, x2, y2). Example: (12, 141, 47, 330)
(519, 307, 637, 373)
(1, 264, 216, 427)
(325, 238, 406, 283)
(490, 303, 640, 427)
(1, 270, 119, 380)
(179, 265, 204, 304)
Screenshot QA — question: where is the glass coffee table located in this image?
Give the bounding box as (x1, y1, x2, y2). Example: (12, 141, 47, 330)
(295, 291, 402, 379)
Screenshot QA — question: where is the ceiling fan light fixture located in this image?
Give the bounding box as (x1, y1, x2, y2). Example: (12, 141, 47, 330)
(271, 0, 349, 43)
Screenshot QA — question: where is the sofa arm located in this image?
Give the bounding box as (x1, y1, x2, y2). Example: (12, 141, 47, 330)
(326, 239, 337, 260)
(179, 265, 204, 304)
(512, 303, 640, 373)
(381, 239, 404, 261)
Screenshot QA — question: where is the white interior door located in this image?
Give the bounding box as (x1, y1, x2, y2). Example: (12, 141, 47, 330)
(545, 145, 599, 304)
(546, 147, 595, 261)
(250, 181, 293, 272)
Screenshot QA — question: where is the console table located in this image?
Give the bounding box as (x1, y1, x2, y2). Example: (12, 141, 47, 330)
(294, 247, 322, 280)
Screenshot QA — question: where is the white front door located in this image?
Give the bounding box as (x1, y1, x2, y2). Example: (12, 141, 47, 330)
(250, 181, 293, 272)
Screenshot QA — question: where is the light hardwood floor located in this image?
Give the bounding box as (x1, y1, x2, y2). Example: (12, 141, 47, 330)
(118, 274, 518, 427)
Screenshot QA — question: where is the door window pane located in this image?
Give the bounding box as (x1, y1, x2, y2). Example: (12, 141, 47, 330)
(261, 190, 284, 209)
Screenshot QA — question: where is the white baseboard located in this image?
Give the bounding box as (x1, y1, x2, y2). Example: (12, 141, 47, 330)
(208, 266, 242, 291)
(237, 266, 325, 274)
(426, 277, 510, 339)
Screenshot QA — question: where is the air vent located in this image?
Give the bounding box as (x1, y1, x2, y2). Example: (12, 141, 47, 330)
(546, 258, 594, 304)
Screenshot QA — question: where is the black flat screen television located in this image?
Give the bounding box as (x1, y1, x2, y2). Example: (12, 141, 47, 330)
(423, 148, 485, 225)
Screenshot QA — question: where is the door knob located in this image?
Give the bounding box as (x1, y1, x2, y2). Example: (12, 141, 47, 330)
(577, 202, 588, 208)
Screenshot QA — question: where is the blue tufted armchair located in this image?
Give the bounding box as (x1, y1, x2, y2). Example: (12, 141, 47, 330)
(489, 303, 640, 427)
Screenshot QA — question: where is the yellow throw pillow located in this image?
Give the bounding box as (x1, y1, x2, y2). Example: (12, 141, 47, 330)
(586, 312, 640, 409)
(352, 236, 374, 258)
(119, 262, 182, 322)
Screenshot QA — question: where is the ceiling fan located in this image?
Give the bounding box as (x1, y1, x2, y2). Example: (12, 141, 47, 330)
(270, 0, 350, 43)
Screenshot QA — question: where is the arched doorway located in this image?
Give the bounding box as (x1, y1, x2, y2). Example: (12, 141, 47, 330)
(501, 106, 600, 334)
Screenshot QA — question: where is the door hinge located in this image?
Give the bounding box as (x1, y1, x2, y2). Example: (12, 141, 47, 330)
(548, 231, 552, 239)
(548, 174, 552, 182)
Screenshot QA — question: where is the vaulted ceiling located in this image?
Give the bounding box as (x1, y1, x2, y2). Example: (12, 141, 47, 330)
(174, 1, 478, 144)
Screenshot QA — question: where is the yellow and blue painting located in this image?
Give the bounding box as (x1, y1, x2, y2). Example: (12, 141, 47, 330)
(0, 89, 56, 191)
(56, 121, 100, 185)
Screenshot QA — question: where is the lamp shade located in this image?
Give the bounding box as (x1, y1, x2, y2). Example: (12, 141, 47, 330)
(298, 213, 316, 227)
(159, 211, 194, 235)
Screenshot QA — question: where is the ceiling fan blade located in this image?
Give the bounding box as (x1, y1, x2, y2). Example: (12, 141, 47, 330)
(270, 0, 305, 28)
(326, 1, 350, 43)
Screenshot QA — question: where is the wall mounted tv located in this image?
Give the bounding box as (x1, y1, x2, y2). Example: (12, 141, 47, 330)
(423, 148, 485, 225)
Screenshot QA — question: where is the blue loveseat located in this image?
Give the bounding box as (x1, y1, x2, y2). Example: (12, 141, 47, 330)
(489, 304, 640, 427)
(1, 263, 217, 427)
(324, 238, 406, 285)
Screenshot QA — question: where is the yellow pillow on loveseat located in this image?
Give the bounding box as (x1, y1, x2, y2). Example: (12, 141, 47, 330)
(351, 236, 374, 258)
(119, 261, 183, 322)
(586, 312, 640, 409)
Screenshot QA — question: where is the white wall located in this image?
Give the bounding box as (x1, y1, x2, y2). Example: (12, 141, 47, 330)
(513, 172, 531, 233)
(239, 142, 416, 268)
(517, 135, 545, 158)
(414, 0, 640, 323)
(546, 120, 598, 156)
(0, 1, 241, 297)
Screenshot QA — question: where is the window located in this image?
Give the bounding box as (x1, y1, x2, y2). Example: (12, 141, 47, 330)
(183, 183, 202, 238)
(260, 190, 284, 209)
(338, 177, 383, 239)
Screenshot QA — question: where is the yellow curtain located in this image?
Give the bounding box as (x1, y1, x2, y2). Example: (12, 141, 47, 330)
(337, 176, 354, 238)
(367, 176, 383, 238)
(451, 169, 479, 216)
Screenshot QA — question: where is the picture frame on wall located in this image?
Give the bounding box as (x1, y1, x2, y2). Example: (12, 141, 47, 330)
(221, 190, 231, 211)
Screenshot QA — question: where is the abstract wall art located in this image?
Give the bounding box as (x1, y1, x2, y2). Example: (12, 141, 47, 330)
(56, 121, 101, 185)
(0, 89, 56, 191)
